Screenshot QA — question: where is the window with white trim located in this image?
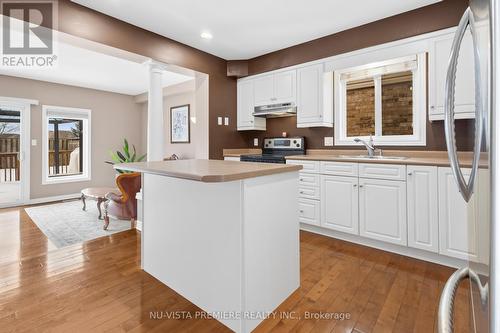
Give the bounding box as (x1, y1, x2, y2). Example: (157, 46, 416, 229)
(334, 54, 427, 146)
(42, 105, 91, 184)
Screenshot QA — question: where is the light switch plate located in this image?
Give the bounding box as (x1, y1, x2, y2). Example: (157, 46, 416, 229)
(324, 137, 334, 146)
(217, 117, 223, 125)
(31, 139, 37, 146)
(224, 117, 229, 126)
(253, 138, 259, 147)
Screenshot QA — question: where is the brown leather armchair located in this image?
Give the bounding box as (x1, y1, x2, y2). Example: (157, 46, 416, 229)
(103, 172, 141, 230)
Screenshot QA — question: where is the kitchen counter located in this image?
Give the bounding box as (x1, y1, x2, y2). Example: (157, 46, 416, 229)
(223, 148, 262, 157)
(115, 159, 301, 182)
(285, 149, 488, 168)
(120, 159, 300, 333)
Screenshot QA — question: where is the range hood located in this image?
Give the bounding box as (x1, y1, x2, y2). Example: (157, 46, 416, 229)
(252, 102, 297, 118)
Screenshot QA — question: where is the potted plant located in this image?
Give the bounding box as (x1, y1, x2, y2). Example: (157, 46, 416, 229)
(106, 139, 146, 173)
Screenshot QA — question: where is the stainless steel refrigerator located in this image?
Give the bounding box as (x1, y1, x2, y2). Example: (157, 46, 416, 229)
(438, 0, 499, 332)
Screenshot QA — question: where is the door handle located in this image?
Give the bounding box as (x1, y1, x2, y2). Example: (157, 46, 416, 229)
(444, 7, 483, 202)
(438, 267, 488, 333)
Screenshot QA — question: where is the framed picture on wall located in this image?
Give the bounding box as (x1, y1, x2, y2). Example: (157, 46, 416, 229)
(170, 104, 190, 143)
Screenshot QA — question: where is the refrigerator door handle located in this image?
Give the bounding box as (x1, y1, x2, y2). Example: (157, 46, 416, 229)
(444, 7, 484, 202)
(438, 267, 488, 333)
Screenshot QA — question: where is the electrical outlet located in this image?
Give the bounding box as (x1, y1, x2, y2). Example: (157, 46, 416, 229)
(253, 138, 259, 147)
(31, 139, 37, 146)
(324, 136, 334, 146)
(217, 117, 223, 125)
(224, 117, 229, 126)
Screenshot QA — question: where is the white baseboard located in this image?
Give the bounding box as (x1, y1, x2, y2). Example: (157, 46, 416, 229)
(27, 193, 81, 205)
(300, 223, 470, 270)
(135, 220, 142, 231)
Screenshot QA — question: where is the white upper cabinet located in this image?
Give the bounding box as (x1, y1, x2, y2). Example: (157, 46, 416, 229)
(428, 29, 475, 121)
(253, 75, 275, 106)
(297, 64, 333, 128)
(407, 165, 439, 253)
(237, 80, 266, 131)
(253, 69, 296, 106)
(274, 70, 296, 103)
(358, 178, 407, 246)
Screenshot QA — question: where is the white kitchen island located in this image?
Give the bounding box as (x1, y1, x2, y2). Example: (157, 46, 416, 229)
(115, 159, 302, 333)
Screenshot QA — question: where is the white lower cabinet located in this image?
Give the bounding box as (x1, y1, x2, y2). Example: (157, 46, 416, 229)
(320, 175, 359, 235)
(438, 167, 483, 263)
(289, 159, 487, 266)
(358, 178, 407, 246)
(299, 198, 320, 226)
(407, 165, 439, 253)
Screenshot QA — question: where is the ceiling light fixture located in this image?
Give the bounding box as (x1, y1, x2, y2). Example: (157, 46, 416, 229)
(200, 31, 213, 40)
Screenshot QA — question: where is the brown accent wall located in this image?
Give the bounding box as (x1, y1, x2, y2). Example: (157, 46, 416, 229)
(56, 0, 244, 160)
(248, 0, 469, 75)
(54, 0, 472, 157)
(241, 0, 474, 151)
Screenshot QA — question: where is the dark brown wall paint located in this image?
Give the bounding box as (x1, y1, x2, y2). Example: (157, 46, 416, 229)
(248, 0, 469, 75)
(52, 0, 471, 158)
(243, 117, 474, 151)
(239, 0, 474, 152)
(56, 0, 244, 159)
(227, 60, 249, 77)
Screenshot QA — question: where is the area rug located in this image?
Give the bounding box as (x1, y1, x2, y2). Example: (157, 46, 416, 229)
(25, 199, 131, 248)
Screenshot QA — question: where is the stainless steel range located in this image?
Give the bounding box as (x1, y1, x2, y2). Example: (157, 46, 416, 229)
(240, 137, 305, 164)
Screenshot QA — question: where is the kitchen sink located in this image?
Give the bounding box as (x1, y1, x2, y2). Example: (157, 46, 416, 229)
(336, 155, 408, 160)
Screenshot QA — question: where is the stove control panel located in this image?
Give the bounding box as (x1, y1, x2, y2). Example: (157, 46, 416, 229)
(263, 137, 305, 150)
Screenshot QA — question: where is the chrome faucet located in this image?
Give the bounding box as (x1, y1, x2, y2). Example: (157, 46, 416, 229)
(354, 135, 376, 157)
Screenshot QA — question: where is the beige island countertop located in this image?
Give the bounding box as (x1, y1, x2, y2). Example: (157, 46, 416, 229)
(115, 159, 302, 182)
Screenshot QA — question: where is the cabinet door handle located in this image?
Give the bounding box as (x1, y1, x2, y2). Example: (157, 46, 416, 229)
(353, 184, 357, 187)
(430, 105, 435, 110)
(299, 210, 304, 213)
(408, 172, 413, 176)
(299, 191, 304, 194)
(359, 185, 364, 188)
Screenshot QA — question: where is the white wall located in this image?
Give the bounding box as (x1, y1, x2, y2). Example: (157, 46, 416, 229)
(139, 76, 208, 160)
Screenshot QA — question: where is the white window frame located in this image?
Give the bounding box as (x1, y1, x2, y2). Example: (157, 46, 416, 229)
(42, 105, 91, 185)
(334, 54, 427, 146)
(0, 96, 37, 206)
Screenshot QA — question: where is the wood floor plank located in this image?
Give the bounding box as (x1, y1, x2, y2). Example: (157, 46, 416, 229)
(0, 205, 472, 332)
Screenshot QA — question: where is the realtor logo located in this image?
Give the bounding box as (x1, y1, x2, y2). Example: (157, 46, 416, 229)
(1, 0, 57, 67)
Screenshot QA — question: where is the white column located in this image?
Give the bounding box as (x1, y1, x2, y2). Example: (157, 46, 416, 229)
(147, 63, 165, 161)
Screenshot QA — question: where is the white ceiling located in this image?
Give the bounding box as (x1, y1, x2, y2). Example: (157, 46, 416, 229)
(0, 28, 194, 96)
(72, 0, 441, 60)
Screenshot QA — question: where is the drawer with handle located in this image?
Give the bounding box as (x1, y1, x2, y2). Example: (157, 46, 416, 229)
(320, 161, 358, 177)
(359, 163, 406, 181)
(299, 198, 320, 226)
(298, 185, 320, 200)
(299, 173, 320, 187)
(287, 160, 320, 174)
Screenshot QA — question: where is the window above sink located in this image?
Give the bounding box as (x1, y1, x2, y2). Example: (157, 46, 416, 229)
(334, 54, 427, 146)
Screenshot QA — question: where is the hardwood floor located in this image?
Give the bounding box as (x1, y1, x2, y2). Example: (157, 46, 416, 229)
(0, 205, 471, 332)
